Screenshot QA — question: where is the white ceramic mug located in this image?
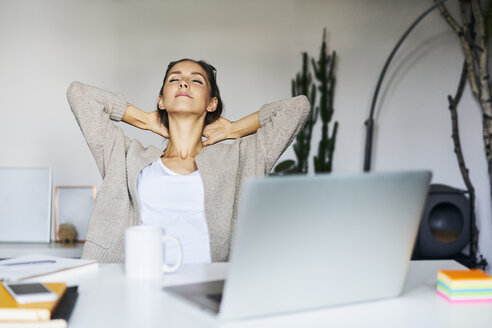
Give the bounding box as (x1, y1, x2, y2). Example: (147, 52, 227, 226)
(125, 225, 183, 279)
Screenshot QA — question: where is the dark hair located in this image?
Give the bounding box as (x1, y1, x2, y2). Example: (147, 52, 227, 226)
(157, 58, 223, 129)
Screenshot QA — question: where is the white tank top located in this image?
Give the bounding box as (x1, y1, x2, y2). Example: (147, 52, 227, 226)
(136, 158, 211, 264)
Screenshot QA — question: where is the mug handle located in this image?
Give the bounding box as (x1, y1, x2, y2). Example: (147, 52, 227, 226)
(162, 235, 183, 273)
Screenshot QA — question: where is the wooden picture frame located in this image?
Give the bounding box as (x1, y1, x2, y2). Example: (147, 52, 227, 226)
(54, 186, 96, 242)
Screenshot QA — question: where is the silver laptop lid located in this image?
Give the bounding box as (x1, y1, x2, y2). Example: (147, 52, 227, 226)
(220, 171, 431, 320)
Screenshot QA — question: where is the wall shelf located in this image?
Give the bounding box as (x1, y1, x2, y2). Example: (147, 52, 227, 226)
(0, 242, 83, 259)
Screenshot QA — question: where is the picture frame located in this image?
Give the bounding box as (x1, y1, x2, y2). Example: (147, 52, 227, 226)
(0, 167, 52, 243)
(54, 186, 96, 242)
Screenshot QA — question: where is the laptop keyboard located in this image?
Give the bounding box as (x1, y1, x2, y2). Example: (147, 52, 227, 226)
(206, 293, 223, 304)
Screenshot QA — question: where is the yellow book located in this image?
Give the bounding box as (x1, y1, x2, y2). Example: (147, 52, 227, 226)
(0, 283, 66, 322)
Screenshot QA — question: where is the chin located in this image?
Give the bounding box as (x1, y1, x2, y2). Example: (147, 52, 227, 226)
(167, 105, 206, 116)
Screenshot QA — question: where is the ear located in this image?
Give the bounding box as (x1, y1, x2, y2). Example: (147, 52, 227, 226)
(158, 95, 165, 110)
(206, 97, 218, 113)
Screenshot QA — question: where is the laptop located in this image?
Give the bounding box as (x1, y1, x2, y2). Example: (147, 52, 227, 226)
(164, 171, 432, 320)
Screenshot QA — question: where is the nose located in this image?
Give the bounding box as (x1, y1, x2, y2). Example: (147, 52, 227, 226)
(179, 80, 189, 89)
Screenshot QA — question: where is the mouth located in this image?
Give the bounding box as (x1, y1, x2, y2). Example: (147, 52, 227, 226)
(175, 92, 192, 98)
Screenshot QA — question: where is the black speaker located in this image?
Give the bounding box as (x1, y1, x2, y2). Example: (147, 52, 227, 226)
(413, 184, 471, 260)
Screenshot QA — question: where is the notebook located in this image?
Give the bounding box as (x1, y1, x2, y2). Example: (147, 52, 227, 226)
(164, 171, 432, 320)
(0, 255, 98, 282)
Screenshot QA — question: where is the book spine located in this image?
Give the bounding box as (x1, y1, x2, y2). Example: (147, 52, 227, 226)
(0, 319, 66, 327)
(0, 308, 50, 321)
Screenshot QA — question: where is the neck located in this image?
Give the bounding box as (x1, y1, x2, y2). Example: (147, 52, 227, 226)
(163, 114, 204, 160)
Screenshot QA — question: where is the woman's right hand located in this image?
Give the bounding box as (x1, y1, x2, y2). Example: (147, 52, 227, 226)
(148, 111, 169, 138)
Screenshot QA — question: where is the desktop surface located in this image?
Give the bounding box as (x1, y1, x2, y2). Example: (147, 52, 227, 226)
(28, 260, 492, 328)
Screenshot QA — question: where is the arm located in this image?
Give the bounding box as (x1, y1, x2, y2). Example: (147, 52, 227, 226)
(67, 82, 168, 178)
(229, 112, 261, 139)
(248, 95, 311, 174)
(67, 81, 128, 177)
(122, 104, 169, 138)
(202, 112, 260, 146)
(202, 95, 310, 174)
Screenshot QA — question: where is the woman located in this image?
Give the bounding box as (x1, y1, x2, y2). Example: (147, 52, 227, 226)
(67, 59, 310, 263)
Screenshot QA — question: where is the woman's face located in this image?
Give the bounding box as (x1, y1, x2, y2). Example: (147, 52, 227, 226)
(159, 61, 217, 117)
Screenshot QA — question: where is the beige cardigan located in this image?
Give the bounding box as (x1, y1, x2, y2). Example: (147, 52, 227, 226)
(67, 81, 310, 263)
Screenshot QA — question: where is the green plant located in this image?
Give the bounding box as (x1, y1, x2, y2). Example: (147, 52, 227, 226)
(274, 52, 317, 174)
(274, 29, 338, 175)
(313, 29, 338, 173)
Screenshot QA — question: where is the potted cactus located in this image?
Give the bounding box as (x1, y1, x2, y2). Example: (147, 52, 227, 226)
(274, 29, 338, 174)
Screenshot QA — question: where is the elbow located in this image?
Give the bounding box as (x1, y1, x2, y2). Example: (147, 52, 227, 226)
(66, 81, 89, 110)
(294, 95, 311, 122)
(297, 95, 310, 112)
(67, 81, 82, 94)
(66, 81, 84, 101)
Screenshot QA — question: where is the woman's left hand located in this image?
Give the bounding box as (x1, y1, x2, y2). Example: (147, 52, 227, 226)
(202, 117, 233, 146)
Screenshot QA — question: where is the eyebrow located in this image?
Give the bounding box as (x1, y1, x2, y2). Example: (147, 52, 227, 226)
(168, 71, 206, 80)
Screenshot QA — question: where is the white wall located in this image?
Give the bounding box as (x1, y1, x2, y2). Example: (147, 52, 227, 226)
(0, 0, 490, 269)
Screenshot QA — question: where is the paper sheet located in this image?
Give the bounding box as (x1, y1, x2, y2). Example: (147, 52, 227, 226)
(0, 254, 98, 282)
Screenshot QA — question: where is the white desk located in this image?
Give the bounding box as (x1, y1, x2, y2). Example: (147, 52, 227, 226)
(35, 260, 492, 328)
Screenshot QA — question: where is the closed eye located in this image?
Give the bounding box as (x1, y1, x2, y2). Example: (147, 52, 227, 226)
(169, 78, 178, 82)
(192, 80, 203, 84)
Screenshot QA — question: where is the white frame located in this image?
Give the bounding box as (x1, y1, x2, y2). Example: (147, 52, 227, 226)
(0, 167, 52, 243)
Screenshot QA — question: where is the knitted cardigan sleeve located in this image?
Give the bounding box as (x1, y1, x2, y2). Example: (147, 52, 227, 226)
(251, 95, 311, 174)
(66, 81, 128, 178)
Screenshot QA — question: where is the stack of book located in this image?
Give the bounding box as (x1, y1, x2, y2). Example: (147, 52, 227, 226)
(437, 269, 492, 303)
(0, 282, 78, 327)
(0, 281, 79, 327)
(0, 254, 95, 327)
